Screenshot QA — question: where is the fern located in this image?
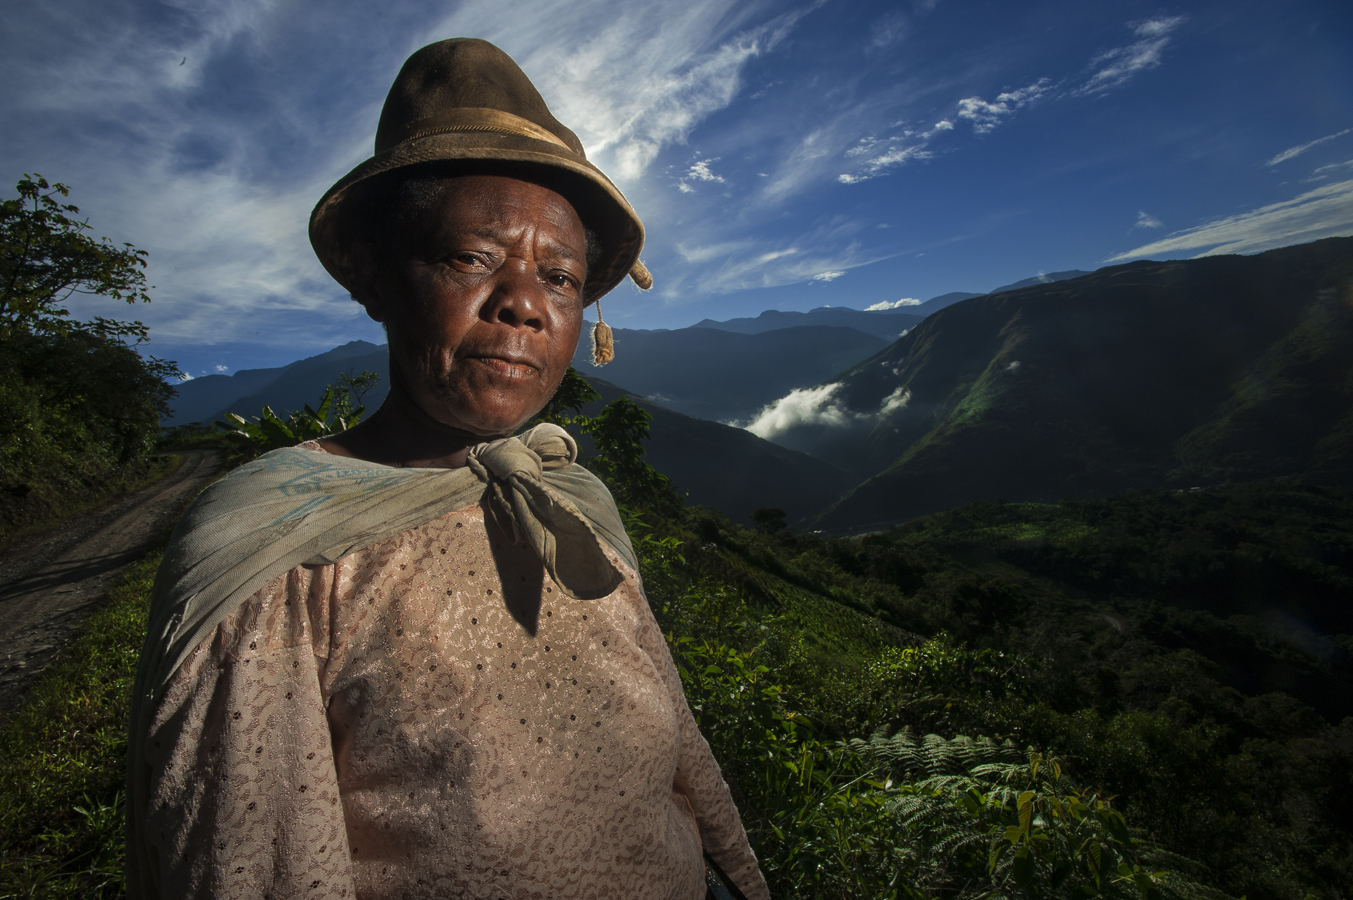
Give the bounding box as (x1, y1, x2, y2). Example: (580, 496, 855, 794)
(840, 728, 1233, 900)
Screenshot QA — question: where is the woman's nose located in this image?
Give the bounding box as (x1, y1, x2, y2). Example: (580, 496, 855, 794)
(483, 258, 545, 329)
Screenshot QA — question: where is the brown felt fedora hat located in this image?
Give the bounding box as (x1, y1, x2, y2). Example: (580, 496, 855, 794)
(309, 38, 650, 306)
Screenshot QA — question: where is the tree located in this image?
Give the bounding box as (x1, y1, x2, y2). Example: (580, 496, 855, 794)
(0, 174, 179, 536)
(529, 368, 681, 515)
(0, 174, 153, 344)
(532, 365, 600, 427)
(579, 397, 681, 515)
(751, 507, 788, 535)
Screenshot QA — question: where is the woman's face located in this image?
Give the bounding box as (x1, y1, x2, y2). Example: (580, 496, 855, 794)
(361, 174, 588, 437)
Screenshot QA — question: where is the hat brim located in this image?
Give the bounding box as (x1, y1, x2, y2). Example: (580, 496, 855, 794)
(310, 130, 644, 304)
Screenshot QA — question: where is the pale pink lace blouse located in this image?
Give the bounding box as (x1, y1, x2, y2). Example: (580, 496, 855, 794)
(138, 502, 769, 899)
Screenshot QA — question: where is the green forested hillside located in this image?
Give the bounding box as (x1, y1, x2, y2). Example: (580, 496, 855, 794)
(793, 238, 1353, 530)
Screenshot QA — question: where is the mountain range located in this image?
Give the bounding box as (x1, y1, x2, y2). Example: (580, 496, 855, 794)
(163, 248, 1353, 531)
(785, 238, 1353, 530)
(167, 272, 1091, 430)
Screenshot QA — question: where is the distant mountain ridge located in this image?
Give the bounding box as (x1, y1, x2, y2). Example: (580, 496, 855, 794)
(765, 239, 1353, 530)
(689, 306, 923, 339)
(570, 325, 888, 422)
(166, 341, 388, 426)
(689, 269, 1090, 336)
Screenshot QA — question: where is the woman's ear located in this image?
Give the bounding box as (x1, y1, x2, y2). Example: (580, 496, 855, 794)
(347, 242, 389, 323)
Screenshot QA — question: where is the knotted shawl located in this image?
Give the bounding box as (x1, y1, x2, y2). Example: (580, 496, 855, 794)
(133, 423, 634, 703)
(127, 424, 636, 876)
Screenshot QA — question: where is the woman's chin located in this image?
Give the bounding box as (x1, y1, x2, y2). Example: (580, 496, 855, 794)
(430, 401, 541, 438)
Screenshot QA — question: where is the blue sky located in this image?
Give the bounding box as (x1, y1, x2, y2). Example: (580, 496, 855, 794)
(1, 0, 1350, 379)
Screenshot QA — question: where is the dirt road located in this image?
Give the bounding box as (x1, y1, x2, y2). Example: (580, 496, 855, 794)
(0, 449, 226, 713)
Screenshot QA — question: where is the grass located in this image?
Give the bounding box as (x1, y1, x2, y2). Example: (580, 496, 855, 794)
(0, 552, 159, 899)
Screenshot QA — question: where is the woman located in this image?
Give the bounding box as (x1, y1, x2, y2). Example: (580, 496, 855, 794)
(126, 38, 770, 900)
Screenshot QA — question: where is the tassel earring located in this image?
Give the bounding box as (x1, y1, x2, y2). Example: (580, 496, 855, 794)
(591, 299, 614, 365)
(588, 259, 651, 366)
(629, 258, 653, 290)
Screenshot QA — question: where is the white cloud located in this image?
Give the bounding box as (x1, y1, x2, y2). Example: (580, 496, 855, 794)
(675, 240, 754, 263)
(1078, 16, 1185, 96)
(682, 222, 901, 295)
(687, 158, 725, 182)
(1266, 129, 1351, 167)
(1135, 210, 1163, 229)
(744, 380, 914, 439)
(744, 383, 869, 438)
(957, 79, 1052, 133)
(837, 120, 953, 183)
(1310, 159, 1353, 180)
(1107, 178, 1353, 261)
(865, 297, 921, 310)
(678, 156, 726, 192)
(840, 14, 1184, 188)
(812, 270, 845, 282)
(879, 386, 912, 417)
(215, 364, 229, 372)
(179, 372, 195, 382)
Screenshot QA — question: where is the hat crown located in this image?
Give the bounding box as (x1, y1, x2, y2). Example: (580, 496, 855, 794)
(375, 39, 585, 157)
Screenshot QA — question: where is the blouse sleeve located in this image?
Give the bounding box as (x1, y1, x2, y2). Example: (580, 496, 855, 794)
(131, 565, 355, 899)
(632, 583, 772, 900)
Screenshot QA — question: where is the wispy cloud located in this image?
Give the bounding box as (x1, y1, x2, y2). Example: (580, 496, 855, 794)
(484, 1, 814, 181)
(869, 10, 909, 48)
(1135, 211, 1163, 229)
(838, 15, 1187, 190)
(678, 156, 727, 192)
(743, 381, 911, 439)
(3, 0, 823, 354)
(1309, 159, 1353, 181)
(837, 120, 953, 183)
(866, 297, 921, 310)
(672, 219, 901, 295)
(1107, 179, 1353, 261)
(957, 80, 1052, 133)
(1266, 129, 1351, 167)
(1077, 16, 1185, 96)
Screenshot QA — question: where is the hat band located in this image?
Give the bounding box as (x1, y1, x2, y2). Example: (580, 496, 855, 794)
(390, 108, 573, 152)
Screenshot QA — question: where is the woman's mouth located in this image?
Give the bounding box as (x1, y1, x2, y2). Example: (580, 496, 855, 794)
(466, 355, 539, 379)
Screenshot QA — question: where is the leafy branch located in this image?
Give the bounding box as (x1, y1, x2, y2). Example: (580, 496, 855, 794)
(0, 175, 154, 345)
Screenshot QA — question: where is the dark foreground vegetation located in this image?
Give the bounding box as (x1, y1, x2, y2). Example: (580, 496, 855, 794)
(665, 483, 1353, 898)
(5, 368, 1350, 898)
